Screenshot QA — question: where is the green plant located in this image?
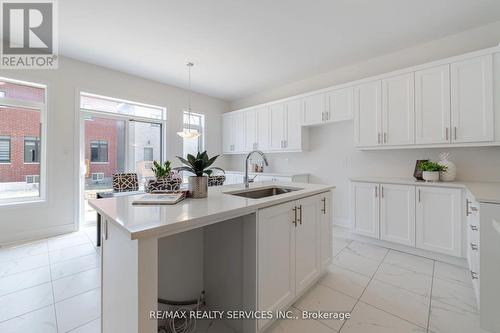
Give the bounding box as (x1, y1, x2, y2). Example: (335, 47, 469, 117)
(175, 151, 225, 177)
(151, 160, 172, 178)
(418, 160, 447, 172)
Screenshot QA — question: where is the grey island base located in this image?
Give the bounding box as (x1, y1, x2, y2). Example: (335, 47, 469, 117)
(89, 182, 335, 333)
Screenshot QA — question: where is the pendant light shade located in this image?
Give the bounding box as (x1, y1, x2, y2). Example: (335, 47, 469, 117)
(177, 62, 201, 139)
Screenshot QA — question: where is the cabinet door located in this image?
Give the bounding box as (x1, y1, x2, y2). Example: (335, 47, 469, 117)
(256, 106, 270, 151)
(451, 55, 494, 143)
(382, 73, 415, 145)
(295, 195, 321, 295)
(415, 65, 451, 144)
(326, 87, 353, 122)
(302, 93, 324, 126)
(244, 108, 257, 152)
(380, 184, 415, 246)
(354, 81, 382, 147)
(416, 186, 462, 256)
(257, 201, 295, 330)
(269, 103, 285, 151)
(319, 192, 333, 270)
(351, 182, 379, 238)
(222, 113, 233, 153)
(232, 112, 246, 153)
(284, 99, 302, 150)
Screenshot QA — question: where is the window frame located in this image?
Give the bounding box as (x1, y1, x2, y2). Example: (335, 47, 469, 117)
(0, 76, 47, 206)
(0, 135, 11, 163)
(90, 139, 109, 163)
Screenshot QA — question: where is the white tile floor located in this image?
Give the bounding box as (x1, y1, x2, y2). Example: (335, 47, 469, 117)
(0, 227, 100, 333)
(0, 226, 490, 333)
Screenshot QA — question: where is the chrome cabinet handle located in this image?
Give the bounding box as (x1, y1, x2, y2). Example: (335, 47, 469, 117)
(470, 243, 478, 251)
(418, 189, 421, 202)
(321, 197, 326, 214)
(470, 225, 478, 231)
(445, 127, 449, 141)
(292, 206, 297, 227)
(471, 271, 478, 280)
(454, 127, 457, 140)
(297, 205, 303, 225)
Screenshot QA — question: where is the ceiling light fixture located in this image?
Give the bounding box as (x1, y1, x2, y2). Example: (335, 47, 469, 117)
(177, 62, 201, 139)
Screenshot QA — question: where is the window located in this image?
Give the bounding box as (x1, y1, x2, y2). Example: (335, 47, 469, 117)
(182, 112, 205, 157)
(0, 78, 46, 204)
(80, 93, 165, 120)
(24, 137, 40, 163)
(90, 140, 108, 163)
(144, 147, 154, 161)
(0, 136, 10, 163)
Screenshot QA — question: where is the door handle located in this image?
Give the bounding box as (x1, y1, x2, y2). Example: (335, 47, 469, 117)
(321, 197, 326, 214)
(454, 127, 457, 140)
(297, 205, 303, 225)
(445, 127, 449, 141)
(418, 189, 421, 202)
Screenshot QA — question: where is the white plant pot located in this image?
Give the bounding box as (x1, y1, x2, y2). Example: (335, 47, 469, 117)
(422, 171, 440, 182)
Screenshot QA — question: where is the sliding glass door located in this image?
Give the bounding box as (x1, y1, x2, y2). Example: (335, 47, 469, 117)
(80, 93, 166, 226)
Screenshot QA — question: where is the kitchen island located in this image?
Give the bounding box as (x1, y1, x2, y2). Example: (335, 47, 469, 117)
(89, 182, 334, 333)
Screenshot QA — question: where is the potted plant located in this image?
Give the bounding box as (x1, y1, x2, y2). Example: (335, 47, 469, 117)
(418, 161, 447, 182)
(175, 151, 224, 198)
(146, 160, 182, 192)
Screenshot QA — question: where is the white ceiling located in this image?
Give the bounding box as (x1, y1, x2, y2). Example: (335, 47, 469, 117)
(60, 0, 500, 101)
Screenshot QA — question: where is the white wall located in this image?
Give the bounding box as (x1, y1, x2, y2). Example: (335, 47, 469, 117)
(227, 21, 500, 227)
(0, 57, 229, 245)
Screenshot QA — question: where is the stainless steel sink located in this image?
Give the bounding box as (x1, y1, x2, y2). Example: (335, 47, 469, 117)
(226, 186, 301, 199)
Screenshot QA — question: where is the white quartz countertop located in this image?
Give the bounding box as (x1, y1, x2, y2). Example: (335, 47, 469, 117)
(89, 182, 334, 240)
(350, 177, 500, 204)
(225, 170, 309, 177)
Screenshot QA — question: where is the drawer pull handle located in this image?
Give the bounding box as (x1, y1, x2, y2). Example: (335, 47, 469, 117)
(470, 243, 478, 251)
(292, 206, 297, 227)
(470, 225, 478, 231)
(321, 197, 326, 214)
(470, 271, 478, 280)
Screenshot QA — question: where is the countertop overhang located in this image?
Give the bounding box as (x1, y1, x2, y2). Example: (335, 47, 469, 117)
(350, 177, 500, 204)
(89, 182, 335, 240)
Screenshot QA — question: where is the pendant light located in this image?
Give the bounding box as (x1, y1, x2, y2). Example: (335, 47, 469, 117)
(177, 62, 201, 139)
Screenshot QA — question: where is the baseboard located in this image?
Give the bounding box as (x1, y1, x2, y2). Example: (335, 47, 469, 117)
(0, 223, 77, 247)
(333, 217, 350, 227)
(333, 226, 468, 268)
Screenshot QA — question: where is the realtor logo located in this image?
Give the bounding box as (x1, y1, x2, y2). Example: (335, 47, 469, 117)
(1, 0, 58, 68)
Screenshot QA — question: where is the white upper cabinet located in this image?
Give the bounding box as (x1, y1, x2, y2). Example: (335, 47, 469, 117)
(256, 106, 270, 151)
(354, 81, 382, 147)
(382, 73, 415, 145)
(233, 111, 246, 152)
(415, 65, 451, 144)
(302, 93, 324, 126)
(284, 99, 303, 151)
(451, 55, 494, 143)
(222, 113, 232, 153)
(269, 102, 286, 151)
(379, 184, 415, 247)
(326, 87, 354, 122)
(416, 186, 462, 257)
(244, 108, 257, 151)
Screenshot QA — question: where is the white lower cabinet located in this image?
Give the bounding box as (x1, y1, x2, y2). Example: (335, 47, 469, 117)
(257, 193, 330, 331)
(415, 186, 462, 257)
(351, 182, 379, 238)
(351, 181, 462, 257)
(380, 184, 416, 247)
